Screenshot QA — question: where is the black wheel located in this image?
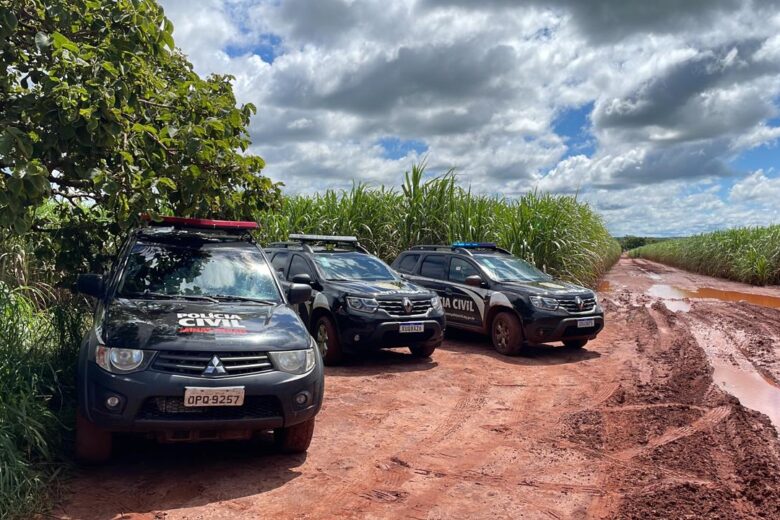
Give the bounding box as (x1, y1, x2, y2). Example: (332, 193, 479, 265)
(563, 339, 588, 349)
(491, 311, 524, 355)
(75, 410, 112, 464)
(315, 315, 342, 365)
(274, 418, 316, 453)
(409, 341, 438, 358)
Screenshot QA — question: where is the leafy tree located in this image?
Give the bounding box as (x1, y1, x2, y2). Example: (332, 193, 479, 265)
(0, 0, 279, 272)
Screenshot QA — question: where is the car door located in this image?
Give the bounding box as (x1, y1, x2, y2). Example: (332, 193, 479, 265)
(446, 257, 487, 328)
(286, 254, 316, 326)
(410, 252, 450, 300)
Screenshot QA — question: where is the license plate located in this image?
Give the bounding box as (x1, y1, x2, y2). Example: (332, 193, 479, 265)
(184, 386, 245, 407)
(577, 318, 595, 328)
(399, 322, 424, 333)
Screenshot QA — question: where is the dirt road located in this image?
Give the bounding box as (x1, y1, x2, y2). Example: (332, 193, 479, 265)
(58, 258, 780, 519)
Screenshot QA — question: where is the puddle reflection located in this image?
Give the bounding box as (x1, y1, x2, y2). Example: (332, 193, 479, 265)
(648, 284, 780, 311)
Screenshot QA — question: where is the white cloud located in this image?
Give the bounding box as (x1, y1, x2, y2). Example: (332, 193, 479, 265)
(158, 0, 780, 235)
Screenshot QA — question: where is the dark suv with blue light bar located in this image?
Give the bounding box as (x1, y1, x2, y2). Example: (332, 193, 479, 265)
(265, 235, 446, 365)
(72, 216, 323, 462)
(392, 242, 604, 355)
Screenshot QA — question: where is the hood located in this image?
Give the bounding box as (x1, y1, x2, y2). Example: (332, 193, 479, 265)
(326, 279, 433, 298)
(101, 299, 311, 351)
(496, 279, 593, 297)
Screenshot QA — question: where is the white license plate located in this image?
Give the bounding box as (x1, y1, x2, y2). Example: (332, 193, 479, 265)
(184, 386, 245, 407)
(577, 318, 595, 328)
(399, 322, 425, 333)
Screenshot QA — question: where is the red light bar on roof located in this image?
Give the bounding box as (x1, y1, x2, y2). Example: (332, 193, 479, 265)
(142, 214, 258, 230)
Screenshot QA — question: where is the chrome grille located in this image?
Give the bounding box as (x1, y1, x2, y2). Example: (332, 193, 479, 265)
(376, 297, 433, 316)
(557, 297, 596, 313)
(151, 351, 274, 377)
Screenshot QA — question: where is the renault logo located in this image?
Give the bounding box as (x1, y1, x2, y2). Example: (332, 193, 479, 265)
(203, 355, 227, 376)
(402, 297, 414, 314)
(575, 296, 584, 311)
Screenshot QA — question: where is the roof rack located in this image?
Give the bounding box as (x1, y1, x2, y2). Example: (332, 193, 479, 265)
(409, 243, 512, 256)
(139, 215, 258, 242)
(271, 234, 369, 253)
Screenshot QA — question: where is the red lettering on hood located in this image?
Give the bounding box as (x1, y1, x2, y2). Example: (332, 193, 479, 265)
(177, 327, 248, 335)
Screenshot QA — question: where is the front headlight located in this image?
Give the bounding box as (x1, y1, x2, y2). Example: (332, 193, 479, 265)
(530, 295, 559, 311)
(431, 295, 443, 311)
(95, 345, 145, 373)
(346, 296, 379, 313)
(269, 349, 316, 375)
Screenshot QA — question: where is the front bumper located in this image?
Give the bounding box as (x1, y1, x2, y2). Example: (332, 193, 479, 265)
(80, 359, 324, 433)
(523, 310, 604, 344)
(335, 311, 445, 351)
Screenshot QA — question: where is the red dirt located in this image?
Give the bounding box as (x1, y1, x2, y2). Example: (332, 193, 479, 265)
(57, 258, 780, 519)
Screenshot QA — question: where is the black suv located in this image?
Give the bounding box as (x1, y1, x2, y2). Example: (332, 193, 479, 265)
(391, 242, 604, 355)
(73, 217, 323, 463)
(265, 235, 446, 365)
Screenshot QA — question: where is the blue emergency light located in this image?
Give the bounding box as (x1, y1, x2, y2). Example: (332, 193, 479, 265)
(452, 242, 497, 249)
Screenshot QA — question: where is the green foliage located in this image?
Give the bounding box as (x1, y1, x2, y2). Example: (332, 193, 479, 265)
(617, 235, 669, 251)
(0, 284, 87, 519)
(258, 165, 621, 287)
(1, 0, 280, 273)
(630, 225, 780, 285)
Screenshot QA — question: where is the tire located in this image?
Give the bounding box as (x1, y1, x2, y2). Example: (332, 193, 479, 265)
(315, 315, 342, 366)
(274, 418, 316, 454)
(75, 410, 112, 464)
(490, 311, 524, 355)
(563, 339, 588, 349)
(409, 341, 438, 358)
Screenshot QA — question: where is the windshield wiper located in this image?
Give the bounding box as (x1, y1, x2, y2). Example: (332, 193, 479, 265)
(210, 295, 277, 305)
(122, 291, 218, 303)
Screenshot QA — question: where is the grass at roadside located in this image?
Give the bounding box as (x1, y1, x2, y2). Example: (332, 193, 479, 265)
(0, 283, 87, 519)
(259, 166, 621, 287)
(629, 225, 780, 285)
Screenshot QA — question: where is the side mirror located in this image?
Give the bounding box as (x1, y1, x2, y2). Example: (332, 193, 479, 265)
(75, 274, 105, 298)
(465, 275, 485, 288)
(287, 283, 312, 305)
(292, 273, 312, 285)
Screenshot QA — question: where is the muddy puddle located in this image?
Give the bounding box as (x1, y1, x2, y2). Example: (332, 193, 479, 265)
(711, 360, 780, 431)
(648, 284, 780, 312)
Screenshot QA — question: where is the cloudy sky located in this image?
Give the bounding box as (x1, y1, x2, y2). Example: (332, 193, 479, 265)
(158, 0, 780, 236)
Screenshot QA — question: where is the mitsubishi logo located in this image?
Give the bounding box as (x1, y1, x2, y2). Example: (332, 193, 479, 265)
(402, 297, 414, 314)
(575, 296, 584, 311)
(203, 355, 227, 376)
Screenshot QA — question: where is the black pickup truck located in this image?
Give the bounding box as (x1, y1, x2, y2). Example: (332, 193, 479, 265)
(73, 216, 323, 462)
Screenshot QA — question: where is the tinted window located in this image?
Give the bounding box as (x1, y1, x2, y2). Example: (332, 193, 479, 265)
(397, 254, 420, 273)
(271, 252, 289, 275)
(420, 255, 448, 279)
(449, 257, 480, 283)
(119, 243, 281, 301)
(313, 252, 398, 281)
(288, 255, 314, 280)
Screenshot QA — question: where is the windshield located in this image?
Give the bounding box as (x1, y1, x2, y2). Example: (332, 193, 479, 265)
(118, 242, 282, 302)
(473, 254, 551, 282)
(313, 252, 398, 281)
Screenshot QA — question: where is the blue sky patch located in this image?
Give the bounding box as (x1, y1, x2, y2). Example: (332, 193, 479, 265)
(378, 137, 429, 160)
(731, 140, 779, 173)
(553, 102, 596, 159)
(225, 33, 282, 64)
